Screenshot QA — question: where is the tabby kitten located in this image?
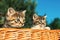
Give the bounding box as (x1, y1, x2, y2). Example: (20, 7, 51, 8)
(31, 14, 50, 30)
(3, 7, 26, 28)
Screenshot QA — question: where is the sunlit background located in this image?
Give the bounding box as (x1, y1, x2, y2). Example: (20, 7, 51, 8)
(36, 0, 60, 23)
(0, 0, 60, 29)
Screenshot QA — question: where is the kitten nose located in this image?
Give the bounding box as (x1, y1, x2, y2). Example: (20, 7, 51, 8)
(17, 19, 20, 21)
(40, 20, 42, 23)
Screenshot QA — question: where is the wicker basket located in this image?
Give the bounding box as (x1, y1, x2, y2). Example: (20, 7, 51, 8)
(0, 28, 60, 40)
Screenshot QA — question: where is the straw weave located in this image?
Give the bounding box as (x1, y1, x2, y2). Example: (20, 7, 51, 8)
(0, 28, 60, 40)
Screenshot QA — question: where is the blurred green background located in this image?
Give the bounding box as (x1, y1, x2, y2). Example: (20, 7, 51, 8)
(0, 0, 60, 29)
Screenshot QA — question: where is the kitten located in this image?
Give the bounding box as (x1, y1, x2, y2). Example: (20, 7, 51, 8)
(31, 14, 50, 30)
(3, 7, 26, 28)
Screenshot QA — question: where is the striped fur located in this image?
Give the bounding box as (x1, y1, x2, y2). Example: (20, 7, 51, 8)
(31, 14, 50, 30)
(3, 7, 26, 28)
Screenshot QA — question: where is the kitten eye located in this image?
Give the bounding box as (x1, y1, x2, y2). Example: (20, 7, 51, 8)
(6, 15, 9, 17)
(42, 18, 45, 20)
(11, 23, 14, 25)
(23, 20, 25, 22)
(36, 18, 39, 21)
(15, 20, 17, 23)
(42, 23, 45, 25)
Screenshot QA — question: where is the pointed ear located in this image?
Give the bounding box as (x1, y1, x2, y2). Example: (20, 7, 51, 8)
(33, 14, 38, 20)
(22, 10, 26, 13)
(44, 14, 47, 18)
(22, 10, 26, 16)
(7, 7, 15, 15)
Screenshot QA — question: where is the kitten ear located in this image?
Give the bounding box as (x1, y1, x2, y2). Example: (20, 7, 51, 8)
(44, 14, 47, 18)
(33, 14, 38, 20)
(22, 10, 26, 15)
(7, 7, 15, 15)
(22, 10, 26, 13)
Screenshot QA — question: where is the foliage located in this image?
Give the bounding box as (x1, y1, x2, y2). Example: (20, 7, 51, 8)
(0, 0, 60, 29)
(50, 18, 60, 29)
(0, 0, 37, 28)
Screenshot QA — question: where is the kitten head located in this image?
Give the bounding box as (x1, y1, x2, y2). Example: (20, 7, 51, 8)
(33, 14, 47, 27)
(6, 7, 26, 27)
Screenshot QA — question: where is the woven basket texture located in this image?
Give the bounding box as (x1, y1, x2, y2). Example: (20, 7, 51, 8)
(0, 28, 60, 40)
